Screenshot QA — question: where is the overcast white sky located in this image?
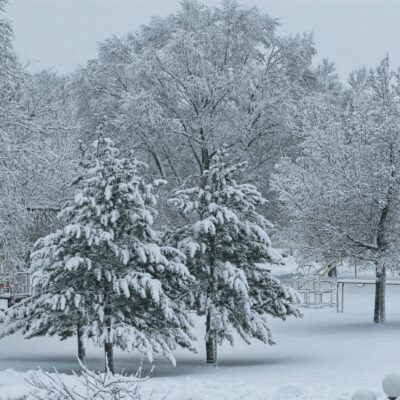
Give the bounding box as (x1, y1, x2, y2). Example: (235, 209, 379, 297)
(6, 0, 400, 81)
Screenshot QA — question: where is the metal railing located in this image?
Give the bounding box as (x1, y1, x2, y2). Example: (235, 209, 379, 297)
(0, 272, 31, 300)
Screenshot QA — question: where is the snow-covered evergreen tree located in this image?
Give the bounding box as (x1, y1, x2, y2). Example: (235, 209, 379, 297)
(3, 138, 195, 373)
(169, 147, 301, 365)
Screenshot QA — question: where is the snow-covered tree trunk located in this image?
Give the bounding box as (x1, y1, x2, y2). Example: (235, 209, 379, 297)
(104, 275, 114, 374)
(205, 233, 218, 365)
(373, 145, 393, 325)
(105, 341, 114, 374)
(77, 321, 86, 363)
(374, 265, 386, 324)
(206, 310, 217, 365)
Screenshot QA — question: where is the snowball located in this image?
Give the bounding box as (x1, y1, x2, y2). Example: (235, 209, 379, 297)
(383, 373, 400, 398)
(352, 389, 377, 400)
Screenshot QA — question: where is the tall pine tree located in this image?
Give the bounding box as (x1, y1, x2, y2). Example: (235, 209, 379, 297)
(170, 147, 300, 365)
(3, 138, 195, 373)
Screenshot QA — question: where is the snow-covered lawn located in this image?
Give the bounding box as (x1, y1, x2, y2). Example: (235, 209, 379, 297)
(1, 283, 400, 399)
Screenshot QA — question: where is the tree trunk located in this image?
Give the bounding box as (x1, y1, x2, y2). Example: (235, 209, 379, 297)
(206, 309, 217, 365)
(77, 321, 86, 363)
(373, 142, 393, 323)
(104, 342, 114, 374)
(374, 265, 386, 324)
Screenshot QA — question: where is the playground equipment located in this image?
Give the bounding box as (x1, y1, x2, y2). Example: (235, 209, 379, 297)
(336, 278, 400, 313)
(0, 272, 30, 307)
(287, 264, 337, 308)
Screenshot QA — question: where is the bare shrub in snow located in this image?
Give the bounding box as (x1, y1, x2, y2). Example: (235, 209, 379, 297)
(27, 360, 151, 400)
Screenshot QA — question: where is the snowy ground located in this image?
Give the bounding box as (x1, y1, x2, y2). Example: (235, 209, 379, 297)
(1, 282, 400, 399)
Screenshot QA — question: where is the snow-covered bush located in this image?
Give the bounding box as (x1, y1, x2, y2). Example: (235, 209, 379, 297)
(27, 361, 150, 400)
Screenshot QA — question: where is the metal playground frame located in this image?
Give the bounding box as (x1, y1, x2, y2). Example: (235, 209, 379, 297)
(336, 278, 400, 313)
(286, 265, 337, 308)
(0, 272, 30, 307)
(286, 265, 400, 312)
